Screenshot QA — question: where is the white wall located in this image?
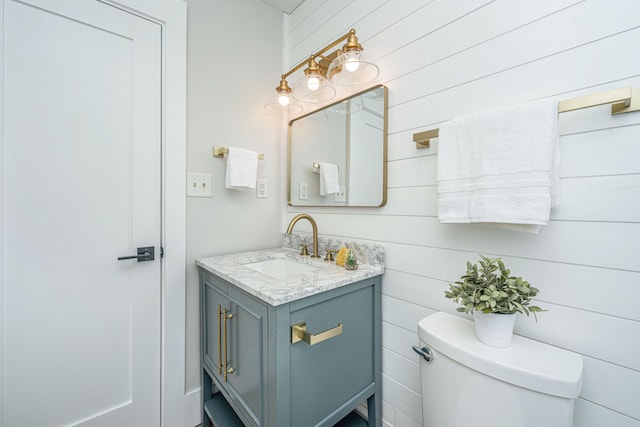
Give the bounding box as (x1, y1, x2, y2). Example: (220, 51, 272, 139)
(286, 1, 640, 426)
(184, 0, 284, 403)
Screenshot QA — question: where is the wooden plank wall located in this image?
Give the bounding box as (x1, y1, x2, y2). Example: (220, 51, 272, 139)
(286, 1, 640, 426)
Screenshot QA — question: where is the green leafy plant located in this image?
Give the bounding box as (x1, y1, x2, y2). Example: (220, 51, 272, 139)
(444, 255, 544, 319)
(345, 249, 358, 270)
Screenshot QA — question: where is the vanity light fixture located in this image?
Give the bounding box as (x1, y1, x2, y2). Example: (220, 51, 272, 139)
(276, 76, 292, 106)
(327, 31, 379, 86)
(266, 76, 303, 114)
(272, 29, 379, 108)
(290, 56, 336, 103)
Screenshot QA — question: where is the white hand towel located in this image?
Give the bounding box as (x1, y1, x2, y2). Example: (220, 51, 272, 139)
(437, 98, 559, 233)
(225, 147, 258, 191)
(318, 162, 340, 195)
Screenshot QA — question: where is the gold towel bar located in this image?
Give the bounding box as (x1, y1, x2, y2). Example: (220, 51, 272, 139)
(413, 86, 640, 149)
(213, 146, 264, 160)
(312, 162, 339, 172)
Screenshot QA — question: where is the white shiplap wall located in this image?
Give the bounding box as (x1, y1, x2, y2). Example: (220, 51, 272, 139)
(285, 1, 640, 426)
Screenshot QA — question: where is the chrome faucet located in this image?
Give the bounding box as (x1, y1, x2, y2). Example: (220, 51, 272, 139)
(286, 214, 320, 258)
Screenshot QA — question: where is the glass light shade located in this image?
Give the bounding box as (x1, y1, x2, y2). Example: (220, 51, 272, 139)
(328, 96, 364, 115)
(298, 111, 328, 124)
(291, 73, 335, 103)
(328, 50, 379, 86)
(264, 100, 303, 115)
(340, 50, 361, 72)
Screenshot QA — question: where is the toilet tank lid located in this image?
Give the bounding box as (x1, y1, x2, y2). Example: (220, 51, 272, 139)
(418, 312, 583, 398)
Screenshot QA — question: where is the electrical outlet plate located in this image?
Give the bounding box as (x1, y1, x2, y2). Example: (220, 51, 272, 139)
(256, 178, 268, 199)
(187, 172, 212, 197)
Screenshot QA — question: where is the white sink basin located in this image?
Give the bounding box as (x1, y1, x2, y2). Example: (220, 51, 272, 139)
(244, 258, 319, 280)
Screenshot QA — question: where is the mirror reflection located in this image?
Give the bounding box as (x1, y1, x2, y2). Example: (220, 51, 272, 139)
(288, 85, 387, 207)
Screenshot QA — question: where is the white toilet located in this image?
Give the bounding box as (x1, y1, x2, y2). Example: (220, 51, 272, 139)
(415, 312, 583, 427)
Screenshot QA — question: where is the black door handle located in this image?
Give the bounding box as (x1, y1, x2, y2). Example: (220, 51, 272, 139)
(118, 246, 155, 262)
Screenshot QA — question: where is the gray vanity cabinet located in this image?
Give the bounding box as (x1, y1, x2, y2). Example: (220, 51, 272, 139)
(200, 268, 382, 427)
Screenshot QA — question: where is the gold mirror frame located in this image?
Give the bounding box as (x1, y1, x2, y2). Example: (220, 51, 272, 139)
(287, 85, 388, 207)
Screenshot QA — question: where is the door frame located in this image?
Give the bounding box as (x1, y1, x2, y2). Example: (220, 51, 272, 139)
(0, 0, 187, 425)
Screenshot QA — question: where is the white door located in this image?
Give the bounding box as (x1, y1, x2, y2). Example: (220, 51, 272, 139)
(3, 0, 162, 425)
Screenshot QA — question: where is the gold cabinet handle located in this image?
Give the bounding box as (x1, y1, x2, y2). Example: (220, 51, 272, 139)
(217, 304, 223, 374)
(291, 322, 343, 346)
(223, 309, 234, 382)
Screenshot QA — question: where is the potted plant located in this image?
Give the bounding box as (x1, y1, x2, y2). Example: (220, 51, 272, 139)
(344, 248, 359, 270)
(444, 255, 544, 347)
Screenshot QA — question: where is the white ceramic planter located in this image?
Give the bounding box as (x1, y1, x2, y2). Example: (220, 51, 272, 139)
(473, 312, 516, 348)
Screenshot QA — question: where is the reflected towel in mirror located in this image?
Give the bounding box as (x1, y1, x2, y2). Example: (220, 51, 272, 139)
(318, 162, 340, 195)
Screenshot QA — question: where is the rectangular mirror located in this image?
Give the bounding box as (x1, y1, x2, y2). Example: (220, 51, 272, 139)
(288, 85, 387, 207)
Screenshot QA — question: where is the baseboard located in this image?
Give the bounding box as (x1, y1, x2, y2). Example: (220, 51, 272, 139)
(184, 387, 202, 427)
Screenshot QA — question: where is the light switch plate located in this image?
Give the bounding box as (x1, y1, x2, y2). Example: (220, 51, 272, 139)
(299, 182, 308, 200)
(334, 186, 346, 202)
(187, 172, 212, 197)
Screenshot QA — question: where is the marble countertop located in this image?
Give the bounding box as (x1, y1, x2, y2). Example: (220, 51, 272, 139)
(196, 247, 384, 306)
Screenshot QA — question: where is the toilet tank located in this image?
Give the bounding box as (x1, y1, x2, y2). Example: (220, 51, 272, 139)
(416, 312, 583, 427)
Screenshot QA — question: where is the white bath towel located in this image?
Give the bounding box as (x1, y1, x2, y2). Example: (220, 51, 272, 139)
(318, 162, 340, 195)
(225, 147, 258, 191)
(437, 98, 559, 233)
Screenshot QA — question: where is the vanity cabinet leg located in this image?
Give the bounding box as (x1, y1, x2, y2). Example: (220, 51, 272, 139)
(367, 394, 381, 427)
(202, 370, 213, 427)
(367, 395, 374, 427)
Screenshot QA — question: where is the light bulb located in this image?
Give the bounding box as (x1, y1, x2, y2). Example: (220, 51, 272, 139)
(345, 57, 360, 72)
(278, 93, 290, 106)
(307, 76, 320, 91)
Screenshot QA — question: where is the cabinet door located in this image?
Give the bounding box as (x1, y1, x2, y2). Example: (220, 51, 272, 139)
(290, 284, 375, 426)
(202, 276, 227, 378)
(225, 287, 268, 427)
